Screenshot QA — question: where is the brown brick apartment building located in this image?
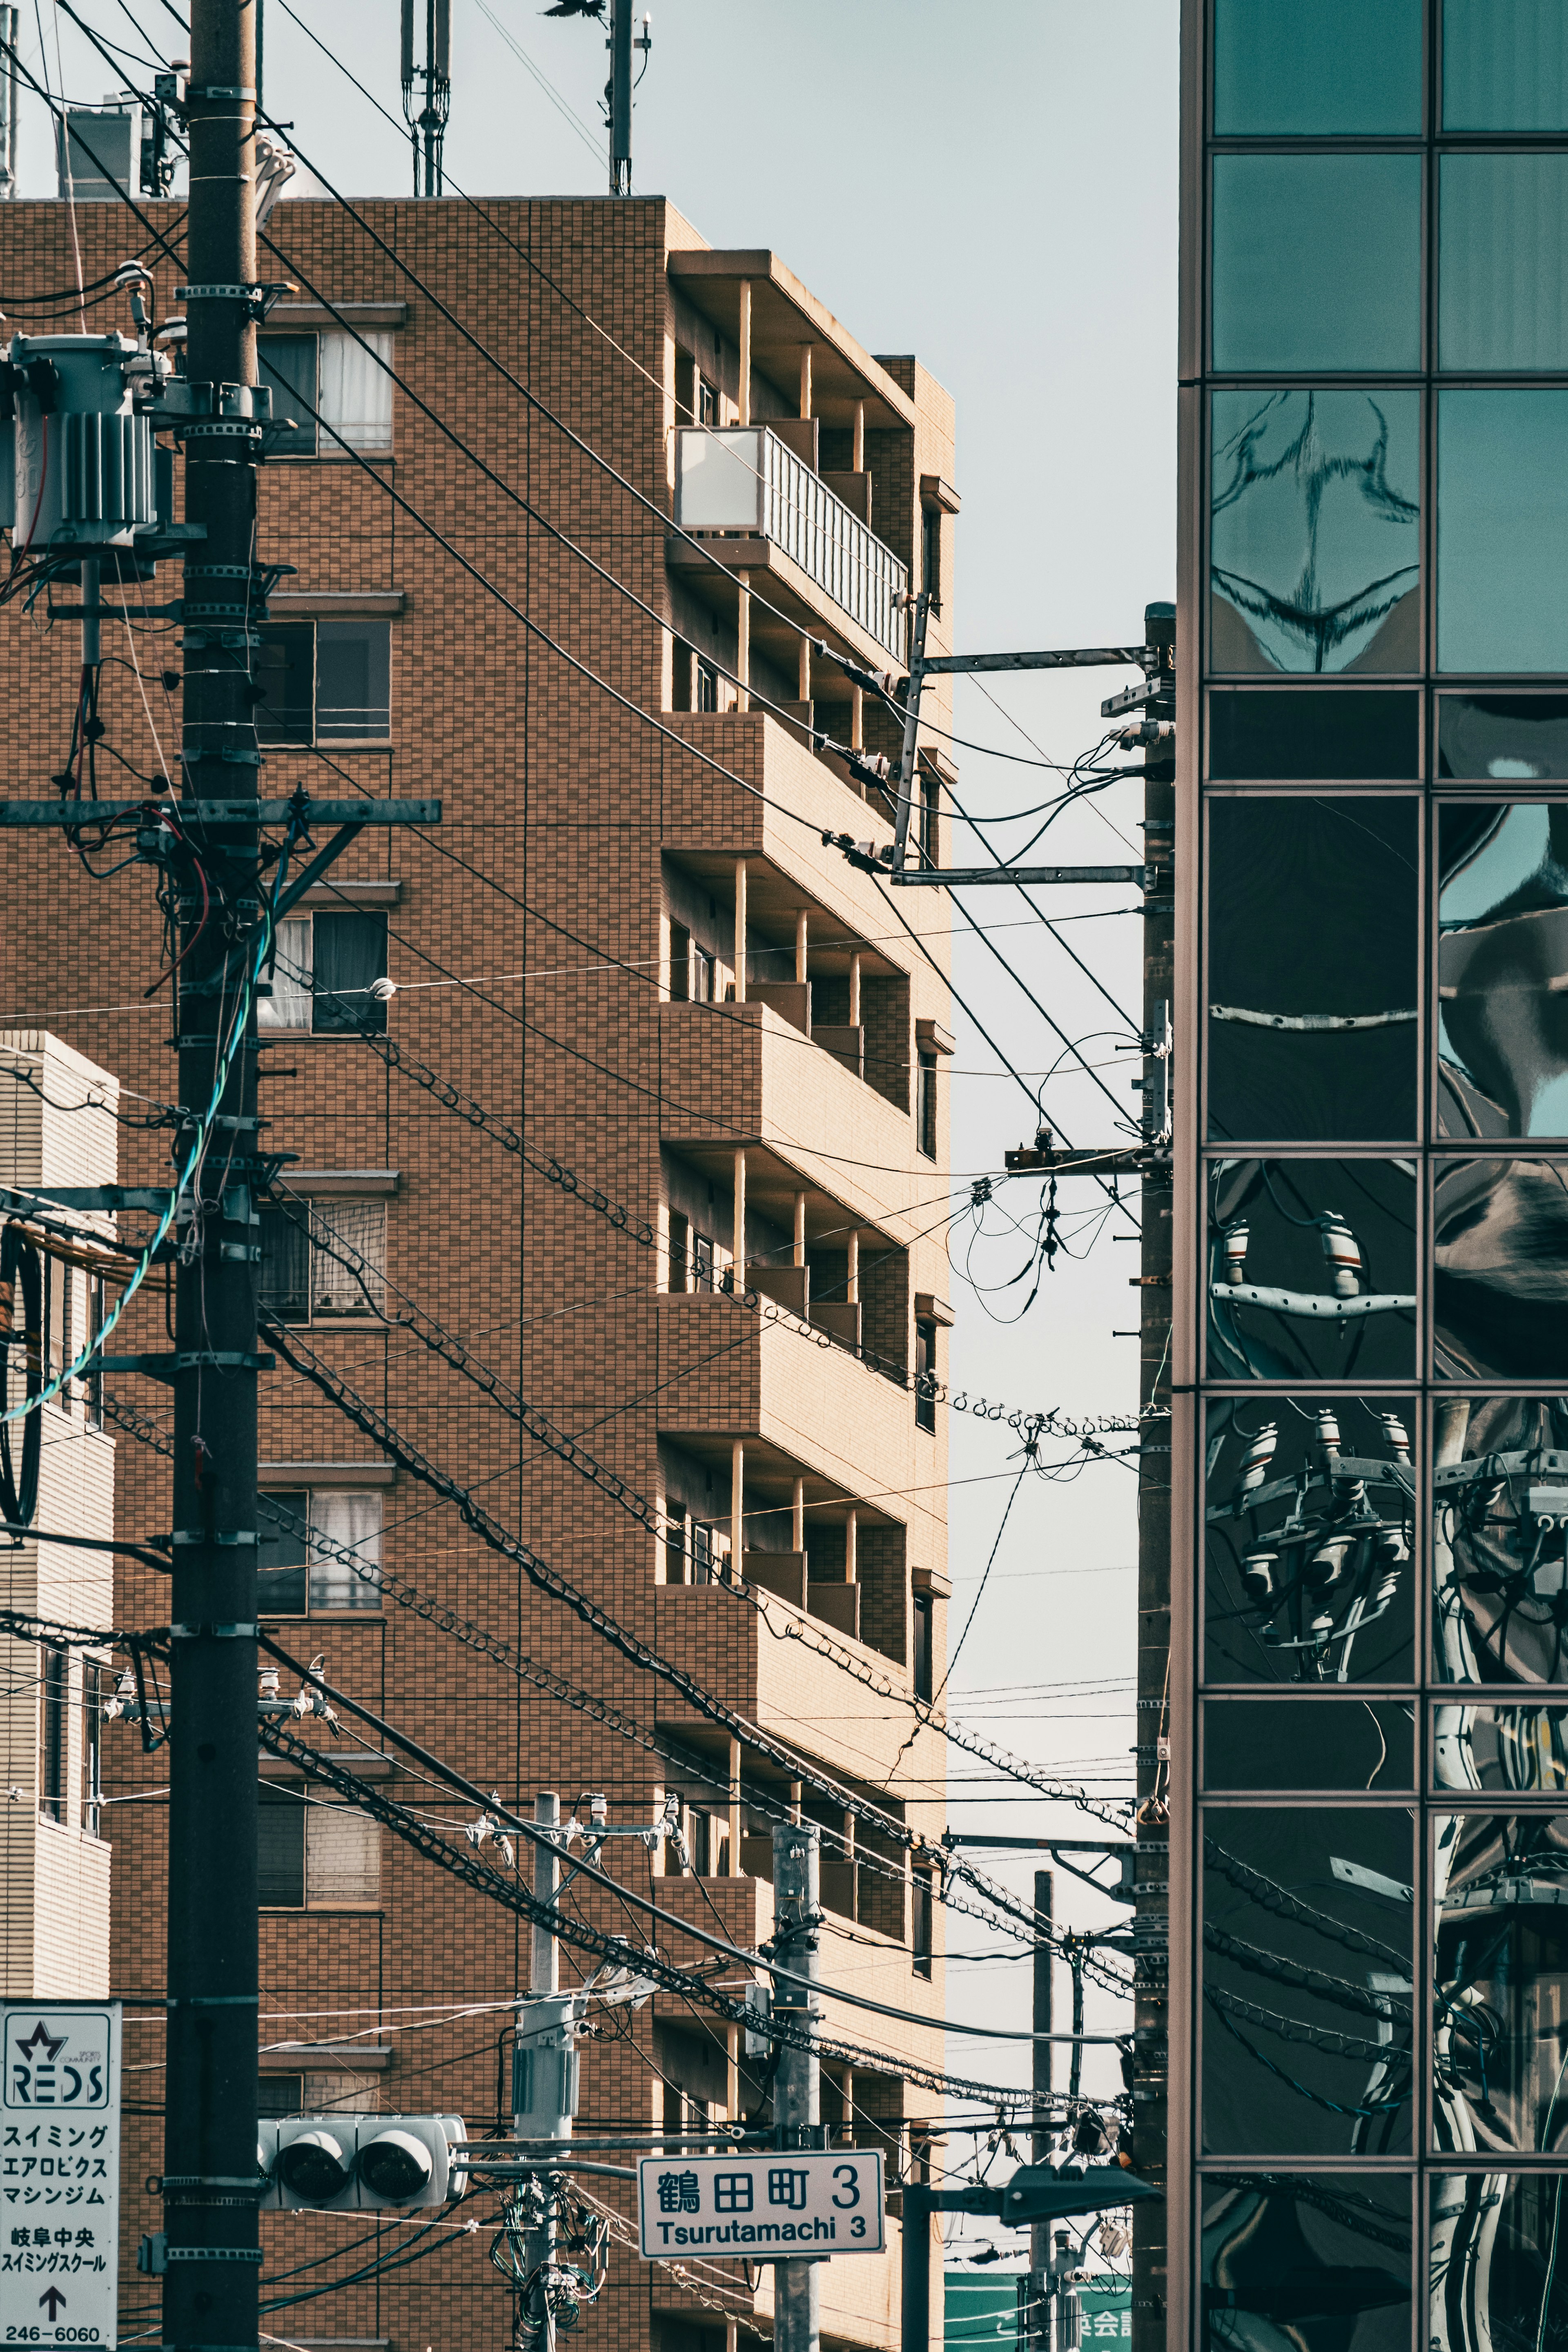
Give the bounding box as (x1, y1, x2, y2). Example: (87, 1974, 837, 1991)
(0, 190, 956, 2352)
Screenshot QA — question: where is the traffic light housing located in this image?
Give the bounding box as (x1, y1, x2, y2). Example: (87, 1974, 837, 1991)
(258, 2114, 467, 2210)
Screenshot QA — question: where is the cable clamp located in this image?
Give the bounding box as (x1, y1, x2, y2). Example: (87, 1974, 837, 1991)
(168, 1621, 258, 1639)
(178, 748, 262, 766)
(171, 1530, 258, 1548)
(176, 278, 262, 298)
(172, 1351, 274, 1372)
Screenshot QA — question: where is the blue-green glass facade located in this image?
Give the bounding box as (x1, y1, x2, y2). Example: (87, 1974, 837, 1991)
(1183, 6, 1568, 2346)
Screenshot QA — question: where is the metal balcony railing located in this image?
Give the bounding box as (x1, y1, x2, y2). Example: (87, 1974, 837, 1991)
(674, 425, 908, 661)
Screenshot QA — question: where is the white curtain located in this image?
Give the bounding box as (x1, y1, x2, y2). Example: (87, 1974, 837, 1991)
(307, 1487, 382, 1610)
(318, 330, 394, 453)
(310, 1198, 387, 1316)
(259, 915, 312, 1029)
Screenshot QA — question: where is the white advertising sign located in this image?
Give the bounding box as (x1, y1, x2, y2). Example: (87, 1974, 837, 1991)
(637, 2149, 884, 2261)
(0, 2004, 120, 2349)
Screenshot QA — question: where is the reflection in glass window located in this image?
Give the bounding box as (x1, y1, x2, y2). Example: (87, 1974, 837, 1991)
(1439, 693, 1568, 780)
(1212, 156, 1421, 374)
(1211, 391, 1420, 675)
(1207, 1160, 1417, 1380)
(1213, 0, 1422, 136)
(1443, 0, 1568, 131)
(1434, 1160, 1568, 1380)
(1205, 1701, 1414, 1790)
(1205, 1397, 1416, 1686)
(1209, 688, 1420, 780)
(1207, 797, 1418, 1143)
(1438, 391, 1568, 673)
(1435, 1707, 1568, 1791)
(1432, 2172, 1568, 2351)
(1434, 1813, 1568, 2155)
(1200, 2174, 1411, 2350)
(1441, 154, 1568, 372)
(1432, 1396, 1568, 1686)
(1203, 1807, 1413, 2156)
(1438, 804, 1568, 1140)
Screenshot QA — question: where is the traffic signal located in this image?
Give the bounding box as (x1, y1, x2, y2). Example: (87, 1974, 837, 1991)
(258, 2114, 468, 2210)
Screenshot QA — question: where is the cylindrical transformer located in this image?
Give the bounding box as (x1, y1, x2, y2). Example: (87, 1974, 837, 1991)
(1222, 1221, 1249, 1285)
(1237, 1421, 1277, 1494)
(9, 332, 157, 551)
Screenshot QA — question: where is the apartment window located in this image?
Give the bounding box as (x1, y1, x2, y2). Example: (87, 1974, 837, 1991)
(668, 1210, 691, 1290)
(254, 621, 391, 744)
(84, 1275, 104, 1429)
(257, 2074, 305, 2119)
(918, 771, 939, 869)
(696, 659, 719, 713)
(691, 1232, 715, 1292)
(922, 506, 941, 609)
(913, 1593, 933, 1704)
(42, 1252, 70, 1390)
(693, 947, 715, 1003)
(260, 911, 388, 1034)
(668, 924, 691, 1003)
(914, 1320, 937, 1434)
(258, 1488, 383, 1617)
(916, 1051, 938, 1160)
(912, 1869, 933, 1979)
(82, 1664, 102, 1838)
(691, 1522, 715, 1583)
(258, 329, 394, 458)
(259, 1781, 380, 1909)
(259, 1198, 388, 1324)
(39, 1646, 67, 1824)
(697, 377, 717, 427)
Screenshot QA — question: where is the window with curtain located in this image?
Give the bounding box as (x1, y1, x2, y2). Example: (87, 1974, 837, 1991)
(309, 1199, 387, 1318)
(260, 914, 314, 1029)
(306, 1488, 382, 1611)
(318, 330, 394, 453)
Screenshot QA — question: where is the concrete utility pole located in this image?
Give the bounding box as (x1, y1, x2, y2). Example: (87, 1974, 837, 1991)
(515, 1791, 573, 2343)
(163, 4, 263, 2348)
(0, 7, 17, 198)
(1027, 1870, 1052, 2350)
(772, 1821, 822, 2352)
(1130, 601, 1175, 2352)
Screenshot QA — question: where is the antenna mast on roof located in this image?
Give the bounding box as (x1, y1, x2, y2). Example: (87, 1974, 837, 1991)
(400, 0, 450, 198)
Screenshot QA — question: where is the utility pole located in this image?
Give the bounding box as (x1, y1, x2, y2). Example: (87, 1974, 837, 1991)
(400, 0, 451, 197)
(1130, 601, 1175, 2352)
(772, 1820, 821, 2352)
(163, 4, 262, 2350)
(512, 1790, 575, 2347)
(1027, 1869, 1052, 2351)
(0, 7, 17, 198)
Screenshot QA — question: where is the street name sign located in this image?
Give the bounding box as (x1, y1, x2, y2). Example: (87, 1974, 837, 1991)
(638, 2149, 884, 2260)
(0, 2004, 120, 2348)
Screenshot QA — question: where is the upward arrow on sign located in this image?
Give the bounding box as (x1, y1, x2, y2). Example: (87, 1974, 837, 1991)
(38, 2289, 67, 2320)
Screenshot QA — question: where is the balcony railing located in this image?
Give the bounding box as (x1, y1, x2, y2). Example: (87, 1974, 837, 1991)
(674, 425, 908, 661)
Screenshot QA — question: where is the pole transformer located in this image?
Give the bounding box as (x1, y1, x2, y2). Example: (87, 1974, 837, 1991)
(1130, 599, 1175, 2352)
(163, 3, 263, 2348)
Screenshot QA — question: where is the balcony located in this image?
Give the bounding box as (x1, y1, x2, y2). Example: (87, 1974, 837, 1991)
(674, 425, 908, 662)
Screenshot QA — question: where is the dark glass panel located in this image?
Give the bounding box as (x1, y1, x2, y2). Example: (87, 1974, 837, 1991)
(1209, 689, 1419, 780)
(258, 1784, 306, 1907)
(1434, 1813, 1568, 2154)
(316, 619, 390, 740)
(1432, 1395, 1568, 1686)
(1441, 153, 1568, 372)
(1438, 803, 1568, 1140)
(1214, 0, 1423, 135)
(1213, 156, 1421, 374)
(258, 1487, 308, 1618)
(1207, 797, 1418, 1143)
(1436, 1706, 1568, 1790)
(256, 334, 317, 457)
(1205, 1701, 1414, 1790)
(1205, 1396, 1416, 1687)
(1434, 1160, 1568, 1379)
(1432, 2173, 1568, 2351)
(1442, 0, 1568, 131)
(1202, 1806, 1414, 2156)
(1207, 1160, 1418, 1379)
(258, 1204, 310, 1322)
(1200, 2174, 1411, 2351)
(1211, 392, 1420, 676)
(312, 912, 388, 1036)
(1438, 391, 1568, 673)
(252, 622, 314, 744)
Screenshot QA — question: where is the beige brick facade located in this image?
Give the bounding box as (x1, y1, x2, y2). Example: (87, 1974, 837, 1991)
(0, 193, 953, 2352)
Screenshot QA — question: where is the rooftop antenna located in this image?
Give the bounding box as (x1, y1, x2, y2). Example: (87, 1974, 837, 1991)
(400, 0, 451, 198)
(543, 0, 650, 195)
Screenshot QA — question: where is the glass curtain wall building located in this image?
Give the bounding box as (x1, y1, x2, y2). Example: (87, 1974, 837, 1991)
(1175, 6, 1568, 2348)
